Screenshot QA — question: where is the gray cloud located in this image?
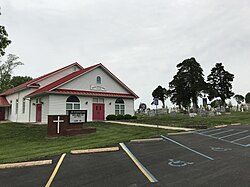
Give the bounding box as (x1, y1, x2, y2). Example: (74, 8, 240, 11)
(1, 0, 249, 108)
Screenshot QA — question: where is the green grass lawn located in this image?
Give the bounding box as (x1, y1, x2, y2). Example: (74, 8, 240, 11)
(130, 111, 250, 128)
(0, 122, 175, 164)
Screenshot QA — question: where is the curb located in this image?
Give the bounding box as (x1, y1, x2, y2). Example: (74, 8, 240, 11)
(70, 146, 119, 154)
(215, 125, 228, 128)
(231, 123, 241, 126)
(0, 160, 52, 169)
(105, 121, 194, 131)
(130, 138, 163, 143)
(168, 131, 193, 135)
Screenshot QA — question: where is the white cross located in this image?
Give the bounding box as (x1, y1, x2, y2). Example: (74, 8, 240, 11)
(53, 116, 64, 134)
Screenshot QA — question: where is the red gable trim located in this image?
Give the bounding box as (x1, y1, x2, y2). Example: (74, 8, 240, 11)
(0, 96, 10, 107)
(27, 64, 99, 97)
(51, 89, 136, 98)
(99, 64, 139, 99)
(27, 63, 139, 99)
(0, 62, 83, 96)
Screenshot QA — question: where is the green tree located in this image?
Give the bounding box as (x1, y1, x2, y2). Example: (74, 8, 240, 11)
(152, 85, 167, 108)
(9, 76, 33, 88)
(0, 26, 11, 56)
(234, 94, 244, 105)
(245, 92, 250, 104)
(0, 54, 23, 92)
(210, 99, 222, 108)
(207, 63, 234, 106)
(168, 57, 206, 110)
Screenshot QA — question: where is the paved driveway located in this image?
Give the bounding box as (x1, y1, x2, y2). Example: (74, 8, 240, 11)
(0, 125, 249, 187)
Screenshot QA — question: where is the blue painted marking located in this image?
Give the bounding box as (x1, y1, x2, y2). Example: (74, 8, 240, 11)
(120, 143, 158, 182)
(161, 135, 214, 161)
(210, 147, 232, 151)
(168, 159, 193, 167)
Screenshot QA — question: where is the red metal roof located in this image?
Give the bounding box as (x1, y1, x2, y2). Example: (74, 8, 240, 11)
(0, 62, 83, 96)
(27, 63, 139, 99)
(0, 96, 10, 107)
(27, 64, 100, 97)
(52, 89, 136, 98)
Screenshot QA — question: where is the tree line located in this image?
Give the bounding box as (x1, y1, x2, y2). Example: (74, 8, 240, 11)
(0, 9, 32, 92)
(152, 57, 250, 110)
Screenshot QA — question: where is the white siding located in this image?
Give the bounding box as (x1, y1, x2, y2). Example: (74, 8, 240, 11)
(5, 89, 35, 122)
(105, 98, 135, 117)
(36, 65, 81, 88)
(42, 95, 49, 123)
(59, 67, 129, 94)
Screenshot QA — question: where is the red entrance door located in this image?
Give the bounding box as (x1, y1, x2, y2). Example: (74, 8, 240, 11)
(36, 104, 42, 122)
(0, 108, 5, 121)
(92, 103, 105, 121)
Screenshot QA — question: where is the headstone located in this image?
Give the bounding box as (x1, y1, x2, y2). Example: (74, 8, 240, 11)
(189, 113, 197, 117)
(220, 106, 226, 113)
(148, 110, 156, 117)
(208, 111, 215, 117)
(170, 111, 176, 117)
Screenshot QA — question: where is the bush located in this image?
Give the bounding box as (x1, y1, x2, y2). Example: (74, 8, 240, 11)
(132, 115, 137, 119)
(124, 114, 132, 119)
(106, 114, 117, 120)
(106, 114, 137, 120)
(116, 114, 124, 120)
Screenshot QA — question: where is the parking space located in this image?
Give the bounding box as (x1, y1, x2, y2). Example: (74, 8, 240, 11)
(51, 150, 150, 187)
(194, 125, 250, 147)
(0, 156, 60, 187)
(1, 125, 249, 186)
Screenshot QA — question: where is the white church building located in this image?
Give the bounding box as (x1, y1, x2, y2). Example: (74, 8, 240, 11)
(0, 62, 138, 123)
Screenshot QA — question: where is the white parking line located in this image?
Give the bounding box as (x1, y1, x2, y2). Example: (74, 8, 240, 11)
(194, 132, 249, 147)
(199, 128, 222, 134)
(161, 135, 214, 161)
(220, 130, 248, 139)
(232, 134, 250, 142)
(209, 129, 234, 136)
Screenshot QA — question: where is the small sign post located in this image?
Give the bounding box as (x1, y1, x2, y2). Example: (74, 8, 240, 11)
(53, 116, 64, 134)
(69, 110, 87, 124)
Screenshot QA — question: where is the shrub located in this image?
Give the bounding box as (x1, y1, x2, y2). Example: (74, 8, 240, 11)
(124, 114, 132, 119)
(106, 114, 117, 120)
(132, 115, 137, 119)
(116, 114, 124, 120)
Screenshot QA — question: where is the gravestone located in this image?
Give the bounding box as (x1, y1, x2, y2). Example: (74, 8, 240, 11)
(220, 106, 226, 113)
(208, 111, 215, 117)
(47, 110, 96, 137)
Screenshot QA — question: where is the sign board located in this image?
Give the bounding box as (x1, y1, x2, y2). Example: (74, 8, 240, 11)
(90, 85, 106, 91)
(69, 110, 87, 124)
(153, 98, 159, 105)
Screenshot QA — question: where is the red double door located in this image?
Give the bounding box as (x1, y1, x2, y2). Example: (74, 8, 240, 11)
(92, 103, 105, 121)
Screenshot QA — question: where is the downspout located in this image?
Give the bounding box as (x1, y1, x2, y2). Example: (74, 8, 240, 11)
(27, 98, 31, 123)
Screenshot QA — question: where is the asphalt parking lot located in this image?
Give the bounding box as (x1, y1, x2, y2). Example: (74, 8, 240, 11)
(0, 125, 249, 187)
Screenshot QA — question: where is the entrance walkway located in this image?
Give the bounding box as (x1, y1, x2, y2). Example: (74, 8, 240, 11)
(104, 121, 195, 131)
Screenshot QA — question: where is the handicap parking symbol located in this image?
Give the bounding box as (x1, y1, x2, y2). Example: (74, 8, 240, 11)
(168, 159, 194, 167)
(210, 147, 232, 152)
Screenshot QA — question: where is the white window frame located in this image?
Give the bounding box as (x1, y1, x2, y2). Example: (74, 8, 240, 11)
(115, 98, 125, 115)
(66, 96, 81, 114)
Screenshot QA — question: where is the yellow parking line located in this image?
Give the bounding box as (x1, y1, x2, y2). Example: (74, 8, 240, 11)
(45, 153, 66, 187)
(119, 143, 158, 183)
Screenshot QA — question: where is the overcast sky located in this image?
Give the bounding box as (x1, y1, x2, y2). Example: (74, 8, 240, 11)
(1, 0, 250, 109)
